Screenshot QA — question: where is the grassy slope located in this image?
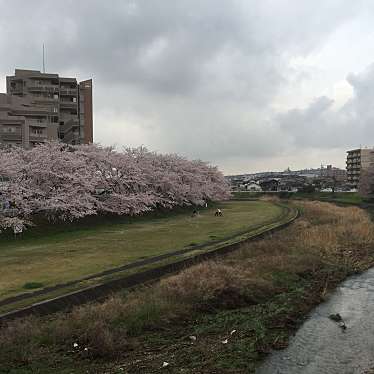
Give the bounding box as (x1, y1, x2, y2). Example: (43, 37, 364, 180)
(2, 201, 374, 374)
(0, 201, 282, 301)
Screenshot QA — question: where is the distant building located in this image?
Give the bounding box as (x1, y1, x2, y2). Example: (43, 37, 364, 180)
(259, 178, 279, 191)
(346, 148, 374, 188)
(0, 69, 93, 148)
(278, 176, 306, 192)
(244, 182, 262, 192)
(320, 164, 346, 181)
(226, 164, 346, 191)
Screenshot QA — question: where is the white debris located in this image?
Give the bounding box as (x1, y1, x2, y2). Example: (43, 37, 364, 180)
(230, 330, 237, 336)
(222, 339, 229, 344)
(73, 342, 79, 348)
(84, 347, 88, 351)
(162, 362, 170, 368)
(189, 335, 197, 341)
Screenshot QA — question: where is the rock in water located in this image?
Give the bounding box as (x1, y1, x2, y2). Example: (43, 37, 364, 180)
(329, 313, 343, 322)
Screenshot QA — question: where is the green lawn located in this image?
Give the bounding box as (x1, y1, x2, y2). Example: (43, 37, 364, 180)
(0, 201, 284, 302)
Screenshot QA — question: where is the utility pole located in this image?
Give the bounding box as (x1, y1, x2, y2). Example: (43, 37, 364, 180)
(42, 43, 46, 73)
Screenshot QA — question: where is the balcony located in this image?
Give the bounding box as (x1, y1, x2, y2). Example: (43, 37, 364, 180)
(27, 121, 48, 128)
(60, 88, 77, 96)
(28, 85, 59, 92)
(33, 96, 59, 103)
(29, 134, 47, 142)
(9, 88, 23, 95)
(60, 101, 78, 109)
(1, 132, 22, 141)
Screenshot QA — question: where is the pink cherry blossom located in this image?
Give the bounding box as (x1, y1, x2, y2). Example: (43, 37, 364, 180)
(0, 142, 230, 232)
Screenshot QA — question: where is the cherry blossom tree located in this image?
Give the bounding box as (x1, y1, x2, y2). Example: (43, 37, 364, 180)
(0, 142, 230, 232)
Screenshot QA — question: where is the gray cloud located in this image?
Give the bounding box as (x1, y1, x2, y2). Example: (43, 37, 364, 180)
(0, 0, 371, 173)
(279, 63, 374, 152)
(278, 96, 335, 147)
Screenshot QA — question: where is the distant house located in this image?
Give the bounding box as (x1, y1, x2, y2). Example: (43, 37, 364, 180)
(259, 179, 279, 191)
(320, 188, 333, 193)
(277, 175, 307, 192)
(244, 181, 262, 192)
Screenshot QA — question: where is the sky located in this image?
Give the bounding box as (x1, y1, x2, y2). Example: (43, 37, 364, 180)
(1, 0, 374, 174)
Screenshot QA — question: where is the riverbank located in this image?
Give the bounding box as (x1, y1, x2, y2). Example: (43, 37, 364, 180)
(257, 266, 374, 373)
(0, 200, 281, 305)
(2, 200, 374, 373)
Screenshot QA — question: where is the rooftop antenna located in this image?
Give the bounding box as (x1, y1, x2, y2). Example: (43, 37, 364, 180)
(42, 43, 46, 73)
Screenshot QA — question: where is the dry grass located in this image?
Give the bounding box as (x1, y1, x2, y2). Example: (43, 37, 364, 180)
(259, 195, 281, 203)
(298, 202, 374, 261)
(2, 201, 374, 370)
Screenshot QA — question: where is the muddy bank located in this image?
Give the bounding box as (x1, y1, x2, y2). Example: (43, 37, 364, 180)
(257, 267, 374, 374)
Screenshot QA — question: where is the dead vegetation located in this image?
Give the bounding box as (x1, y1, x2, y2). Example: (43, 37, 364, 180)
(1, 201, 374, 372)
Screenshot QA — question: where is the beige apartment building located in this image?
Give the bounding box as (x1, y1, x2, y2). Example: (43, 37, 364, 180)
(346, 148, 374, 188)
(0, 69, 93, 148)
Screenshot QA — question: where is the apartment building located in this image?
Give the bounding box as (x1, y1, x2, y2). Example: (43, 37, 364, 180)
(0, 69, 93, 148)
(346, 148, 374, 188)
(0, 93, 57, 148)
(320, 164, 346, 182)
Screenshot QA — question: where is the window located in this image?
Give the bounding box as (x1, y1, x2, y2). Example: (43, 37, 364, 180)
(3, 127, 16, 133)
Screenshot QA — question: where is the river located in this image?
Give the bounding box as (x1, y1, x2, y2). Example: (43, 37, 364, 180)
(256, 268, 374, 374)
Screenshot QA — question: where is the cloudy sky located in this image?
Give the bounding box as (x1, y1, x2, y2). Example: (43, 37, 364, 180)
(1, 0, 374, 174)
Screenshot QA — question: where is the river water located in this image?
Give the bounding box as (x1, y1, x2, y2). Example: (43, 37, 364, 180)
(256, 268, 374, 374)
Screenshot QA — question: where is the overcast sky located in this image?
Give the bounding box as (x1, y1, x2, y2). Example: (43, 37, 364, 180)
(1, 0, 374, 174)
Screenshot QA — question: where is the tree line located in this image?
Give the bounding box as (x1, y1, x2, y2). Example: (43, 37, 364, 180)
(0, 142, 230, 232)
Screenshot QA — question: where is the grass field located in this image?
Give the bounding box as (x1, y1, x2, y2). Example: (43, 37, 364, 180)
(0, 200, 283, 302)
(2, 201, 374, 373)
